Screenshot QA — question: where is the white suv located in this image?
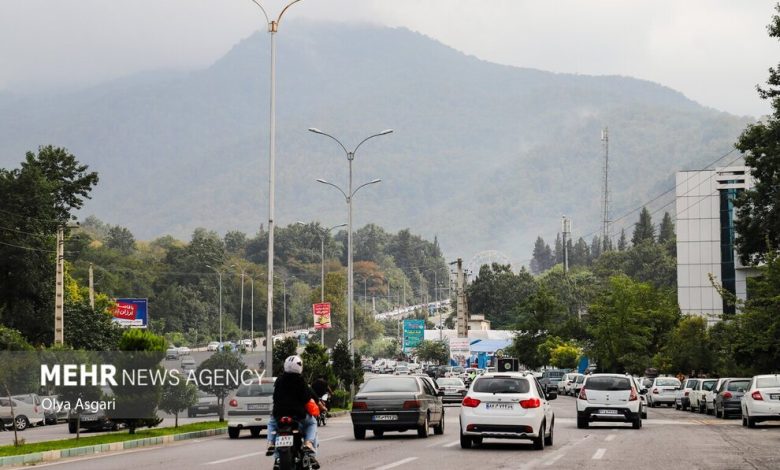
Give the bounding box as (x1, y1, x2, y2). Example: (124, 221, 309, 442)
(576, 374, 643, 429)
(741, 374, 780, 428)
(459, 372, 556, 450)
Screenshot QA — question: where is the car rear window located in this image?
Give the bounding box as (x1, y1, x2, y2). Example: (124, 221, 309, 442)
(236, 383, 274, 397)
(702, 380, 717, 391)
(726, 380, 750, 392)
(655, 378, 681, 387)
(756, 376, 780, 388)
(586, 376, 632, 391)
(473, 377, 530, 394)
(360, 378, 419, 393)
(575, 375, 585, 383)
(437, 379, 464, 386)
(685, 379, 699, 388)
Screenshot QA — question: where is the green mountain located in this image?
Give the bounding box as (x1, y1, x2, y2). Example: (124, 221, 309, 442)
(0, 21, 750, 265)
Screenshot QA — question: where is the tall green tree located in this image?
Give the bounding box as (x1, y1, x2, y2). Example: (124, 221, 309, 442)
(160, 375, 198, 428)
(631, 207, 655, 246)
(0, 146, 98, 344)
(734, 5, 780, 265)
(197, 351, 247, 422)
(657, 212, 675, 245)
(617, 228, 628, 251)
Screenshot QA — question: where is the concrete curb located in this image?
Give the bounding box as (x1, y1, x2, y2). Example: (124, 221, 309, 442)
(0, 427, 226, 467)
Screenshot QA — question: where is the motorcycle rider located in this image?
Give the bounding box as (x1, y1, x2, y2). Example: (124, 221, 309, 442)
(311, 375, 333, 425)
(266, 355, 319, 468)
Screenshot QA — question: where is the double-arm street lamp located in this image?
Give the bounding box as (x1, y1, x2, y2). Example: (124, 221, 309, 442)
(247, 0, 303, 375)
(310, 128, 393, 358)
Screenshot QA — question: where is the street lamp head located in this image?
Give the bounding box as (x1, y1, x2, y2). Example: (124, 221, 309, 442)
(378, 129, 394, 136)
(296, 221, 306, 226)
(316, 178, 329, 184)
(308, 128, 325, 135)
(370, 179, 382, 184)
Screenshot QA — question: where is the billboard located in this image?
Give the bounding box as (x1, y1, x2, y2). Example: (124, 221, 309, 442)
(112, 298, 148, 328)
(312, 303, 332, 330)
(449, 337, 470, 367)
(403, 319, 425, 352)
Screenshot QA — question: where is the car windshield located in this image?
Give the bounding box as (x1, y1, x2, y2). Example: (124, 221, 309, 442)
(360, 378, 419, 393)
(452, 367, 464, 373)
(586, 376, 632, 391)
(436, 378, 464, 387)
(473, 377, 530, 394)
(727, 380, 750, 392)
(235, 383, 274, 397)
(756, 376, 780, 388)
(655, 378, 681, 387)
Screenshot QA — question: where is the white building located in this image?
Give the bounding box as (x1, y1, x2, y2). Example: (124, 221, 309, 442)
(675, 165, 755, 324)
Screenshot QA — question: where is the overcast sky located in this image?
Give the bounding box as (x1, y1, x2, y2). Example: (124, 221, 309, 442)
(0, 0, 776, 117)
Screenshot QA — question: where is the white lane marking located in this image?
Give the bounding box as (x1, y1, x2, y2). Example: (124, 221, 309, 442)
(319, 434, 345, 442)
(374, 457, 419, 470)
(605, 434, 616, 442)
(443, 440, 460, 447)
(592, 448, 607, 460)
(204, 451, 264, 465)
(544, 454, 564, 466)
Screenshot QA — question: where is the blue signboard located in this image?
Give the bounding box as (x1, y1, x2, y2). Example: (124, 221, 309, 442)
(112, 298, 149, 328)
(403, 319, 425, 352)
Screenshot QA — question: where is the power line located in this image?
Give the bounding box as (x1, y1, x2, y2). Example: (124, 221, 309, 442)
(0, 239, 61, 253)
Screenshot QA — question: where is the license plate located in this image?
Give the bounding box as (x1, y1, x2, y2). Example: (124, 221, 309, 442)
(599, 409, 618, 414)
(199, 406, 209, 410)
(485, 403, 514, 410)
(372, 414, 398, 421)
(275, 435, 294, 448)
(770, 394, 780, 400)
(80, 415, 98, 421)
(247, 404, 269, 411)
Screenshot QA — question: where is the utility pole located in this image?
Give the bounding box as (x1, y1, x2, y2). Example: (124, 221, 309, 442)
(601, 127, 610, 251)
(562, 216, 571, 274)
(54, 226, 65, 345)
(88, 263, 95, 310)
(239, 269, 245, 340)
(455, 258, 469, 338)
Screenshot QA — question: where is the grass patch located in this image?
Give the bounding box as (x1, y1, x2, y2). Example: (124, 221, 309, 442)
(0, 421, 226, 457)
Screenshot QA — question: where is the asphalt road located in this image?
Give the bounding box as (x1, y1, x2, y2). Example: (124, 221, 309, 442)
(19, 395, 780, 470)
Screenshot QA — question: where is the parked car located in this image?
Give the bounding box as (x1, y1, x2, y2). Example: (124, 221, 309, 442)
(741, 374, 780, 428)
(459, 372, 556, 450)
(206, 341, 220, 352)
(13, 393, 54, 425)
(630, 377, 648, 419)
(227, 377, 275, 438)
(646, 377, 681, 407)
(435, 377, 468, 403)
(0, 395, 46, 431)
(165, 347, 180, 360)
(394, 366, 410, 375)
(713, 377, 751, 418)
(177, 346, 191, 356)
(559, 373, 582, 396)
(576, 374, 643, 429)
(674, 378, 700, 411)
(39, 394, 68, 424)
(572, 374, 586, 397)
(188, 390, 220, 417)
(703, 378, 733, 415)
(67, 408, 118, 433)
(690, 378, 718, 413)
(351, 375, 444, 439)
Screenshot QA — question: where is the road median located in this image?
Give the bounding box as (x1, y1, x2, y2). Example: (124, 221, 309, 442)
(0, 421, 226, 467)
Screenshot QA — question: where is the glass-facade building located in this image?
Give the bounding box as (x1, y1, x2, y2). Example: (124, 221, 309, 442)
(675, 166, 754, 324)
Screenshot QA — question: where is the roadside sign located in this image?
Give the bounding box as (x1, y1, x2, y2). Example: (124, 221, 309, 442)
(112, 298, 148, 328)
(312, 303, 332, 330)
(403, 319, 425, 352)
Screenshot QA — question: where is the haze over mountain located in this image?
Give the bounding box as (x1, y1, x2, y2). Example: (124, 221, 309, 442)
(0, 21, 750, 266)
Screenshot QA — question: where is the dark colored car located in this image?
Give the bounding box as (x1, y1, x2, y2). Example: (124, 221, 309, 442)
(68, 409, 118, 433)
(351, 376, 445, 439)
(713, 378, 751, 418)
(189, 390, 220, 417)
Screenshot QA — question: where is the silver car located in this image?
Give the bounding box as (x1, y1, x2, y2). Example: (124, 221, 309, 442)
(227, 377, 275, 438)
(674, 378, 700, 411)
(647, 377, 681, 407)
(0, 395, 46, 431)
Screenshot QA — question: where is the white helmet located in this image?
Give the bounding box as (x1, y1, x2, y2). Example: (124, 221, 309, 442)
(284, 355, 303, 374)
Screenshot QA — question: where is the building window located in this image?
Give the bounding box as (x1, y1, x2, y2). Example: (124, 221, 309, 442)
(719, 187, 739, 314)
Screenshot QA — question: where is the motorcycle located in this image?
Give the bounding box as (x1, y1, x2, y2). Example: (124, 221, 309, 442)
(316, 394, 329, 427)
(271, 416, 317, 470)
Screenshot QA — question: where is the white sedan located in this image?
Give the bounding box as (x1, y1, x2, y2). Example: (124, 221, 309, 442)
(742, 374, 780, 428)
(459, 372, 556, 450)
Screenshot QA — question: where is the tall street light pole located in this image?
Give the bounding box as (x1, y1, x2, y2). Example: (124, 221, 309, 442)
(238, 266, 247, 341)
(249, 276, 255, 351)
(247, 0, 303, 373)
(311, 128, 393, 359)
(205, 265, 224, 344)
